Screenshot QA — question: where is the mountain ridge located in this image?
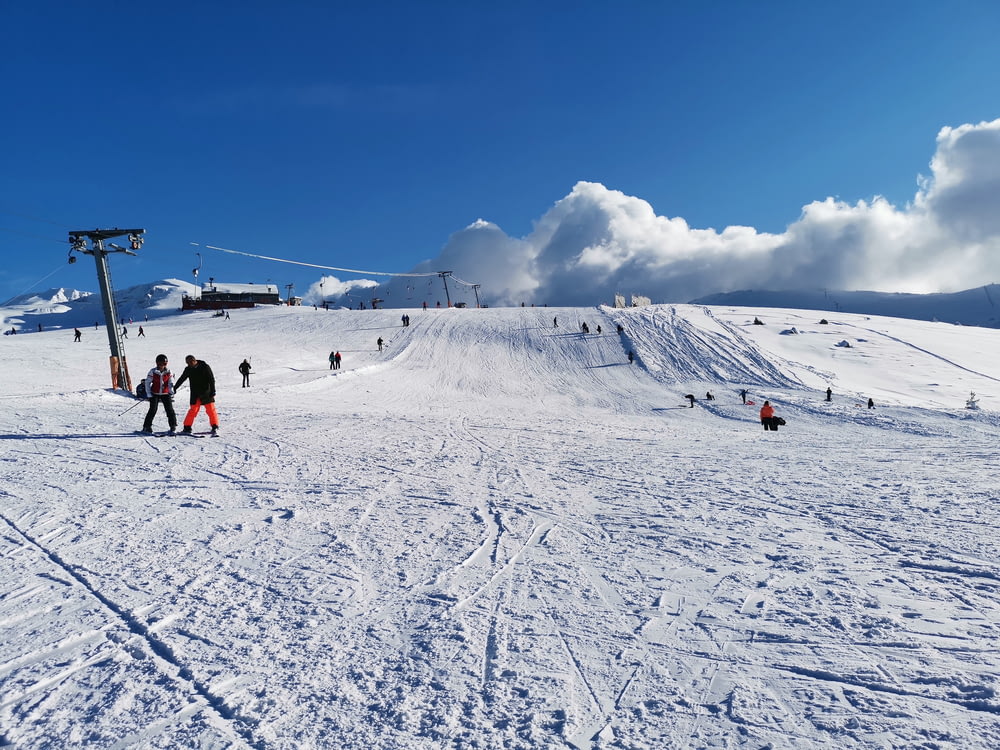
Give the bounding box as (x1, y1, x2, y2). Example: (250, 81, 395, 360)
(4, 278, 1000, 332)
(692, 284, 1000, 327)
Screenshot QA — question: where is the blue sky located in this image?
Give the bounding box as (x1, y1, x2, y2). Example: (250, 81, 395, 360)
(3, 1, 1000, 307)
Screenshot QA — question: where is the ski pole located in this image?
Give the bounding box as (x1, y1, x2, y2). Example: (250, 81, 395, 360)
(118, 399, 146, 417)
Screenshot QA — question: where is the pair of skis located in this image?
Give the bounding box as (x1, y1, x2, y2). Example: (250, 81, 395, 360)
(135, 430, 219, 438)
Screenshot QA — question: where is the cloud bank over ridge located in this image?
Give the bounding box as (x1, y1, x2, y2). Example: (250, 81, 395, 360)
(368, 118, 1000, 308)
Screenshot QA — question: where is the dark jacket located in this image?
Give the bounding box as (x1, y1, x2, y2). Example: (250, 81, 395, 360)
(175, 361, 216, 405)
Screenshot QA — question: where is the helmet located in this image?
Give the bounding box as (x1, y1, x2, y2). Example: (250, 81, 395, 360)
(155, 354, 168, 364)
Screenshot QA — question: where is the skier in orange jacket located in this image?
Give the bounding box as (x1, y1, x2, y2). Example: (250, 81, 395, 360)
(759, 401, 776, 431)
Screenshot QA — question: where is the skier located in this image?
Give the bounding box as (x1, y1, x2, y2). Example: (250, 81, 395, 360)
(140, 354, 177, 434)
(73, 328, 81, 342)
(239, 358, 252, 388)
(596, 325, 602, 334)
(685, 394, 696, 408)
(329, 351, 336, 370)
(739, 388, 748, 404)
(137, 326, 145, 338)
(377, 337, 384, 352)
(760, 400, 776, 431)
(705, 391, 715, 401)
(174, 354, 219, 435)
(867, 397, 875, 409)
(628, 351, 634, 364)
(334, 351, 341, 370)
(826, 387, 832, 402)
(121, 326, 128, 339)
(554, 317, 558, 328)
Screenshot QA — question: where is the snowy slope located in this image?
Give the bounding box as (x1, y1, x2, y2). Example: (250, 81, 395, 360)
(1, 303, 999, 749)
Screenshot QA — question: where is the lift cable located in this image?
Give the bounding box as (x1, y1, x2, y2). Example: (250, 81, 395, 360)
(192, 242, 443, 278)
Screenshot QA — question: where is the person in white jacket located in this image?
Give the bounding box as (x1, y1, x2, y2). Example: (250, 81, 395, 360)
(140, 354, 177, 434)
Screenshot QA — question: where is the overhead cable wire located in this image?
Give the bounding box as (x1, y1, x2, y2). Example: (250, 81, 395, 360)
(0, 226, 68, 244)
(191, 242, 442, 278)
(1, 262, 68, 307)
(0, 207, 71, 229)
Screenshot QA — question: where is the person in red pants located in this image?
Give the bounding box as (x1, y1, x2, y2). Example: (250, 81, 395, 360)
(174, 354, 220, 436)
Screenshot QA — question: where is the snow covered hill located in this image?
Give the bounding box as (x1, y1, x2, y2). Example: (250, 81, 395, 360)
(1, 302, 999, 749)
(693, 284, 1000, 328)
(1, 279, 198, 333)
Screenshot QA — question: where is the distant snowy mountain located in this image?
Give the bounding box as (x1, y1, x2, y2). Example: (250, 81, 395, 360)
(691, 284, 1000, 327)
(5, 287, 93, 307)
(5, 278, 1000, 333)
(1, 278, 198, 332)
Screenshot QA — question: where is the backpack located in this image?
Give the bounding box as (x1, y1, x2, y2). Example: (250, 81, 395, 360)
(135, 380, 147, 399)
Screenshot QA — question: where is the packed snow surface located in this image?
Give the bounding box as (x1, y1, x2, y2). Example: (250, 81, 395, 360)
(2, 301, 999, 749)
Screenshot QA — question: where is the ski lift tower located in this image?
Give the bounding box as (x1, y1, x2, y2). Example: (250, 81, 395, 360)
(68, 228, 145, 392)
(438, 271, 453, 307)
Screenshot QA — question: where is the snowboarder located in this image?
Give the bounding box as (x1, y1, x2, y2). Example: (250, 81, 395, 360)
(377, 337, 384, 351)
(739, 388, 748, 404)
(239, 359, 252, 387)
(174, 354, 219, 435)
(826, 387, 832, 402)
(73, 328, 81, 342)
(140, 354, 177, 434)
(760, 400, 776, 431)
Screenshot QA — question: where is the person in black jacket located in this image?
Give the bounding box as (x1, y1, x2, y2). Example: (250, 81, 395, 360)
(174, 354, 219, 435)
(239, 359, 252, 387)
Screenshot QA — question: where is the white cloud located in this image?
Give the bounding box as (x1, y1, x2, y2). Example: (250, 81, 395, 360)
(304, 275, 378, 306)
(373, 118, 1000, 306)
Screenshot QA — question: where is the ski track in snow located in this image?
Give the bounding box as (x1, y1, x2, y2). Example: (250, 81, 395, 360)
(1, 302, 1000, 748)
